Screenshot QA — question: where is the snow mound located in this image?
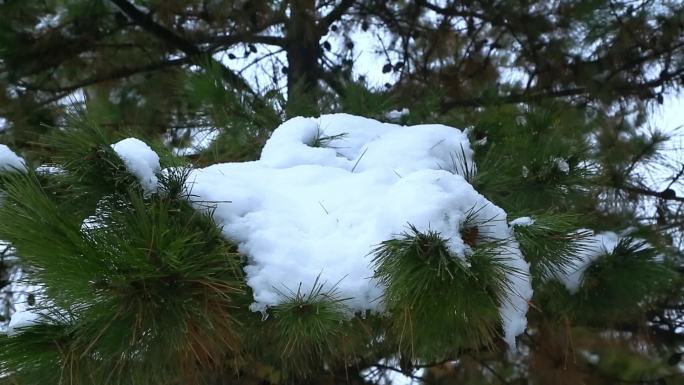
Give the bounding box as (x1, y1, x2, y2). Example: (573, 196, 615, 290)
(0, 144, 27, 172)
(186, 113, 532, 347)
(111, 138, 160, 194)
(556, 231, 619, 293)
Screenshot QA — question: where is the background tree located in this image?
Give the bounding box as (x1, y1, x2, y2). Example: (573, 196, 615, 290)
(1, 0, 684, 384)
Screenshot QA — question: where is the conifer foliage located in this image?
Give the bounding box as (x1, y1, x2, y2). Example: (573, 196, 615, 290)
(1, 1, 684, 384)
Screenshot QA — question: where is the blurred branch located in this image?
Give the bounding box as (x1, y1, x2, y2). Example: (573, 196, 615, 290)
(109, 0, 257, 96)
(19, 57, 191, 94)
(320, 0, 356, 31)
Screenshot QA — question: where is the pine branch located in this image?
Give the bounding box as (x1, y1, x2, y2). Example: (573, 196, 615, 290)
(18, 57, 191, 94)
(208, 33, 286, 48)
(108, 0, 256, 97)
(270, 277, 354, 377)
(441, 65, 684, 108)
(372, 226, 513, 358)
(621, 185, 684, 202)
(320, 0, 356, 32)
(441, 88, 588, 109)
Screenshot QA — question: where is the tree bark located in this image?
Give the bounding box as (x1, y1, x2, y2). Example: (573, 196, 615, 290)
(285, 0, 323, 101)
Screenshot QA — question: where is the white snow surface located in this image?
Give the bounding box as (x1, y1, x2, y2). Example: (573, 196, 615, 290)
(510, 216, 535, 227)
(185, 114, 532, 348)
(6, 310, 39, 336)
(385, 108, 410, 121)
(35, 165, 64, 175)
(555, 231, 620, 293)
(553, 157, 570, 174)
(0, 144, 27, 172)
(110, 138, 160, 194)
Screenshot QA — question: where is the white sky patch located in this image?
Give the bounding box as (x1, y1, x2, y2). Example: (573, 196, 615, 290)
(215, 44, 287, 95)
(648, 92, 684, 194)
(214, 23, 403, 98)
(653, 93, 684, 133)
(110, 138, 160, 194)
(0, 144, 27, 172)
(361, 358, 426, 385)
(186, 113, 532, 348)
(337, 27, 401, 87)
(165, 127, 221, 156)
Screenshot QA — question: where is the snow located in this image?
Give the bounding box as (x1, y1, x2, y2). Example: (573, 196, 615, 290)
(35, 165, 64, 175)
(385, 108, 410, 121)
(555, 231, 620, 293)
(6, 310, 39, 336)
(553, 157, 570, 174)
(521, 166, 530, 178)
(510, 217, 535, 227)
(110, 138, 160, 194)
(186, 113, 532, 348)
(0, 144, 27, 172)
(580, 350, 600, 364)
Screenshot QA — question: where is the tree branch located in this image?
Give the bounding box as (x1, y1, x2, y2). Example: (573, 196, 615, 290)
(320, 0, 356, 32)
(108, 0, 256, 96)
(18, 57, 191, 95)
(208, 34, 286, 48)
(621, 185, 684, 202)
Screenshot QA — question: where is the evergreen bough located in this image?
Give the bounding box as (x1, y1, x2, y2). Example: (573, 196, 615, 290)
(0, 105, 680, 384)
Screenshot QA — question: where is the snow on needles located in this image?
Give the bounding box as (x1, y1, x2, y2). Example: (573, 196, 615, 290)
(510, 216, 535, 227)
(0, 144, 27, 172)
(555, 231, 619, 293)
(111, 138, 160, 194)
(186, 113, 533, 348)
(6, 310, 40, 336)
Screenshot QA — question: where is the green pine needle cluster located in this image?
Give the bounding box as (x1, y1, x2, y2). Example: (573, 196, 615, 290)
(576, 238, 677, 322)
(0, 93, 681, 385)
(469, 104, 595, 213)
(535, 238, 676, 325)
(1, 0, 684, 382)
(512, 213, 593, 282)
(0, 323, 71, 385)
(372, 225, 514, 359)
(0, 128, 249, 384)
(270, 278, 355, 378)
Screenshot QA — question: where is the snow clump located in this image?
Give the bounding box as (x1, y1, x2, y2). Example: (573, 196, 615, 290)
(510, 216, 535, 227)
(111, 138, 160, 194)
(186, 113, 533, 348)
(553, 157, 570, 174)
(0, 144, 27, 172)
(6, 310, 40, 336)
(385, 108, 410, 121)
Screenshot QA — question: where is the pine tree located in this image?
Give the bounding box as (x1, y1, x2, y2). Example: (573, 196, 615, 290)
(1, 1, 684, 384)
